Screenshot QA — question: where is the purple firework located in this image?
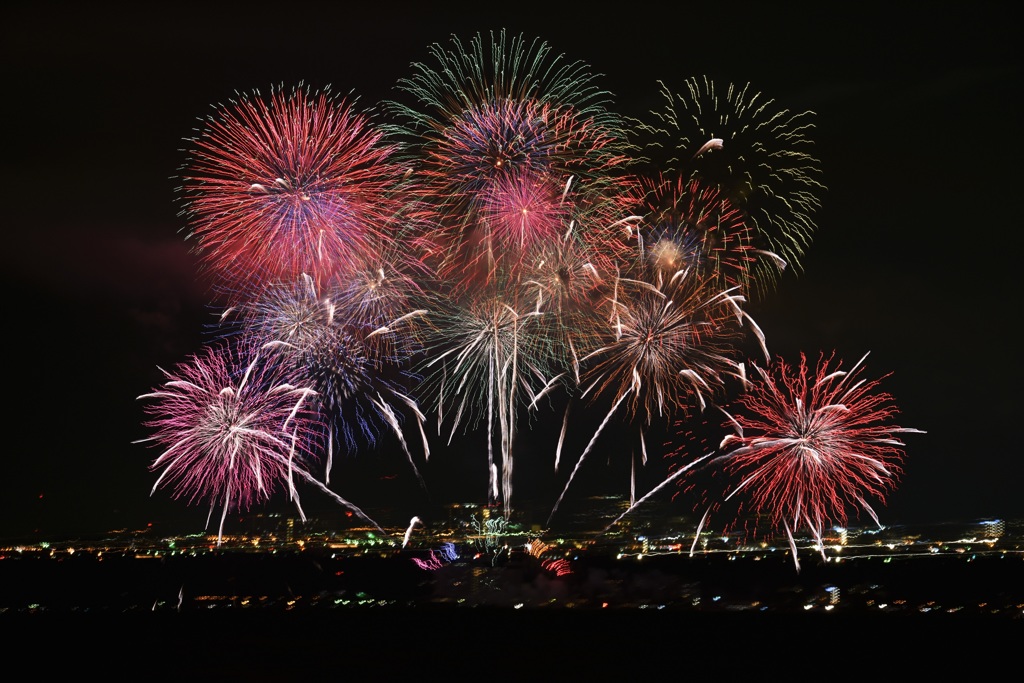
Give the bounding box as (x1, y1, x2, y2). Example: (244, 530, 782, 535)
(136, 341, 382, 543)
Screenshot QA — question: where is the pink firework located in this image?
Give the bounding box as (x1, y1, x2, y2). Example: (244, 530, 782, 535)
(136, 342, 381, 543)
(179, 84, 409, 297)
(478, 169, 571, 258)
(382, 31, 635, 289)
(695, 351, 924, 570)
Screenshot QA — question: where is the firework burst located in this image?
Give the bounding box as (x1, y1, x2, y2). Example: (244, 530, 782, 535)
(547, 268, 764, 524)
(630, 78, 825, 297)
(327, 223, 434, 353)
(228, 274, 430, 488)
(135, 342, 382, 543)
(382, 30, 636, 289)
(179, 83, 410, 297)
(626, 174, 757, 293)
(691, 351, 924, 571)
(141, 32, 926, 550)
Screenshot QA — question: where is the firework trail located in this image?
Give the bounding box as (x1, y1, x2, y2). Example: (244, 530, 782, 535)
(179, 83, 410, 298)
(410, 542, 459, 570)
(601, 450, 716, 534)
(416, 281, 559, 515)
(629, 77, 825, 298)
(402, 515, 423, 548)
(410, 550, 446, 571)
(547, 266, 765, 525)
(542, 558, 574, 577)
(135, 342, 382, 544)
(229, 274, 430, 488)
(689, 351, 924, 571)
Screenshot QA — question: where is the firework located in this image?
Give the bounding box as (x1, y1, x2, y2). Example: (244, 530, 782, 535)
(329, 236, 432, 338)
(135, 341, 382, 543)
(231, 274, 430, 487)
(691, 351, 924, 571)
(179, 83, 410, 297)
(547, 268, 764, 525)
(630, 77, 825, 297)
(416, 279, 561, 514)
(477, 169, 573, 256)
(410, 542, 460, 570)
(625, 174, 757, 293)
(140, 32, 928, 555)
(402, 515, 424, 548)
(382, 30, 636, 289)
(601, 450, 716, 534)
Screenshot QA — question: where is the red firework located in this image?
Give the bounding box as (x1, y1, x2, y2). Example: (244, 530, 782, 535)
(695, 351, 923, 570)
(180, 84, 409, 298)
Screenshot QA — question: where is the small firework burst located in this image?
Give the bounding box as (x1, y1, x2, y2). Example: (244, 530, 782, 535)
(478, 169, 572, 257)
(547, 269, 760, 525)
(580, 272, 752, 426)
(233, 276, 429, 486)
(627, 174, 757, 293)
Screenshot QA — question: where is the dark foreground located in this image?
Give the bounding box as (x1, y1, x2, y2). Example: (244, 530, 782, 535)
(2, 548, 1021, 675)
(7, 606, 1019, 678)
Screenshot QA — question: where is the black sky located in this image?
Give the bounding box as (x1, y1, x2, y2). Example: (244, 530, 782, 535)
(2, 2, 1021, 539)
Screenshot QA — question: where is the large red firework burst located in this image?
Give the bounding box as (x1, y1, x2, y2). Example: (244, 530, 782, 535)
(695, 351, 923, 570)
(179, 84, 410, 298)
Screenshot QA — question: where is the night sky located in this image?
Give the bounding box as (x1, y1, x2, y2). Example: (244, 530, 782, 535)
(3, 2, 1020, 540)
